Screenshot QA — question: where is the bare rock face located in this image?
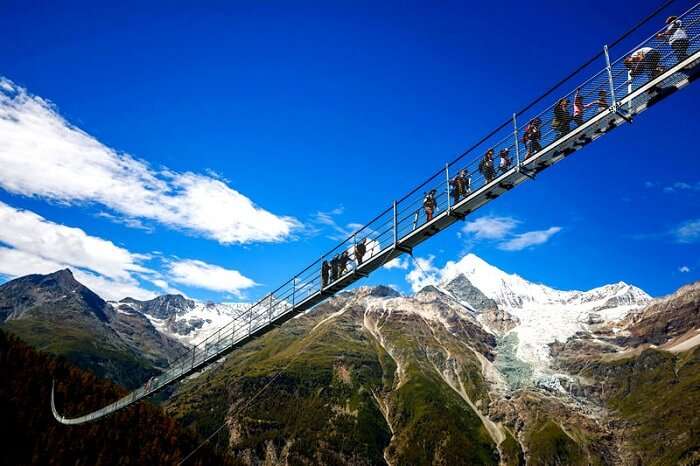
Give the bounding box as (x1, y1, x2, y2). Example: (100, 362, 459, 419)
(621, 281, 700, 346)
(480, 308, 520, 334)
(443, 273, 498, 312)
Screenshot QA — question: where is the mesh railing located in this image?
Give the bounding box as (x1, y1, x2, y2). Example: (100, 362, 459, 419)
(56, 1, 700, 423)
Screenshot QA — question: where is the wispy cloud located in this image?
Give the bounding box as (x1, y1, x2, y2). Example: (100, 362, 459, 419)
(462, 216, 519, 240)
(679, 265, 691, 273)
(672, 219, 700, 244)
(309, 206, 362, 241)
(0, 201, 256, 300)
(384, 256, 410, 270)
(0, 78, 300, 245)
(498, 227, 562, 251)
(167, 259, 257, 298)
(0, 201, 150, 282)
(405, 255, 440, 292)
(663, 181, 700, 193)
(461, 215, 561, 252)
(95, 211, 154, 233)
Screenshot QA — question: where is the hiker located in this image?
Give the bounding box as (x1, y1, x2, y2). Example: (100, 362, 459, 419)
(330, 254, 339, 282)
(552, 98, 572, 139)
(321, 260, 330, 287)
(423, 189, 437, 222)
(523, 118, 541, 158)
(573, 88, 585, 127)
(584, 90, 608, 113)
(354, 238, 367, 266)
(624, 47, 664, 80)
(450, 169, 468, 204)
(657, 15, 689, 63)
(498, 148, 511, 174)
(337, 251, 351, 276)
(479, 149, 496, 183)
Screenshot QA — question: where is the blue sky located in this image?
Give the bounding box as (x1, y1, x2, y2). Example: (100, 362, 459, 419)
(0, 0, 698, 302)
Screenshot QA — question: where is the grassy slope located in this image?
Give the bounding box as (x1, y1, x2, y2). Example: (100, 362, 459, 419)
(3, 318, 157, 389)
(169, 297, 501, 465)
(375, 311, 499, 466)
(169, 306, 393, 465)
(0, 329, 237, 466)
(586, 346, 700, 466)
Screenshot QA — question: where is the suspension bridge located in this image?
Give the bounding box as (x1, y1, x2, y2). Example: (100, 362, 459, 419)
(52, 1, 700, 424)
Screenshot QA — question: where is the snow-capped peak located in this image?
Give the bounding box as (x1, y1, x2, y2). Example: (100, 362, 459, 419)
(111, 295, 250, 346)
(433, 253, 653, 381)
(439, 253, 651, 311)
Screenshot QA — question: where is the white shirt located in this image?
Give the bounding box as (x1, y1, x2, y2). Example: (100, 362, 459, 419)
(631, 47, 655, 59)
(666, 20, 688, 43)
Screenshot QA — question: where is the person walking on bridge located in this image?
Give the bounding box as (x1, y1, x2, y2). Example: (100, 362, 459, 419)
(354, 238, 367, 266)
(498, 148, 511, 174)
(450, 169, 468, 204)
(523, 118, 541, 159)
(330, 254, 339, 283)
(423, 189, 437, 222)
(479, 149, 496, 183)
(552, 98, 572, 139)
(657, 15, 689, 63)
(584, 90, 608, 114)
(337, 250, 351, 277)
(624, 47, 664, 80)
(321, 260, 330, 287)
(573, 88, 586, 127)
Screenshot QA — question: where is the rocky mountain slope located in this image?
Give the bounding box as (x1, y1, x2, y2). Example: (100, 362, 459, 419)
(0, 269, 187, 388)
(114, 295, 249, 346)
(164, 257, 698, 466)
(1, 257, 697, 465)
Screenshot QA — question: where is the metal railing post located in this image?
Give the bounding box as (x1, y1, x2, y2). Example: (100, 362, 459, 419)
(292, 278, 296, 307)
(512, 113, 520, 167)
(445, 163, 451, 212)
(393, 201, 398, 247)
(268, 294, 273, 322)
(604, 45, 617, 111)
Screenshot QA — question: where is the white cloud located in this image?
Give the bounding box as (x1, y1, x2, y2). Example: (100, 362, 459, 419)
(405, 255, 440, 292)
(673, 219, 700, 244)
(0, 246, 156, 301)
(498, 227, 562, 251)
(0, 201, 150, 281)
(0, 78, 299, 245)
(462, 216, 519, 240)
(167, 259, 257, 297)
(73, 269, 157, 301)
(461, 214, 560, 252)
(679, 265, 691, 273)
(663, 181, 700, 193)
(384, 256, 410, 270)
(310, 207, 362, 241)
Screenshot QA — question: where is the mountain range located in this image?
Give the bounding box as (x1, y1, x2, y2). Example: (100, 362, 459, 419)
(1, 255, 698, 465)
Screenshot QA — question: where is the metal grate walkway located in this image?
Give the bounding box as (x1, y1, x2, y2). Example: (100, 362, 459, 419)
(52, 1, 700, 424)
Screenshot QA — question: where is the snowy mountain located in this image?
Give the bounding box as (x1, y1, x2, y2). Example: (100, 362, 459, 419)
(437, 254, 652, 382)
(113, 295, 250, 346)
(439, 254, 651, 312)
